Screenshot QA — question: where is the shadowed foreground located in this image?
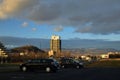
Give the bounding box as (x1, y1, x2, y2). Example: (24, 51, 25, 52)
(0, 67, 120, 80)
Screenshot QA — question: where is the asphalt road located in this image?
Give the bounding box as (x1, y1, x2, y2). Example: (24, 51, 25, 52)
(0, 68, 120, 80)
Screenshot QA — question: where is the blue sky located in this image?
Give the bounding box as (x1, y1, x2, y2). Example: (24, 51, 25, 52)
(0, 0, 120, 41)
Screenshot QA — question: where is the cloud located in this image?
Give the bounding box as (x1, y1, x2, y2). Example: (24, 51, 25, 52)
(0, 0, 39, 19)
(22, 22, 28, 27)
(0, 0, 120, 34)
(54, 25, 63, 32)
(32, 28, 37, 31)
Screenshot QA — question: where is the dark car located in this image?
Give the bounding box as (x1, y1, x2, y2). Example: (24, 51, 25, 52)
(59, 58, 84, 69)
(20, 58, 60, 72)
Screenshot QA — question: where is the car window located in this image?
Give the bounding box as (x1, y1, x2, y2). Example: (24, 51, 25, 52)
(41, 59, 50, 63)
(69, 59, 74, 63)
(29, 59, 39, 63)
(42, 59, 46, 63)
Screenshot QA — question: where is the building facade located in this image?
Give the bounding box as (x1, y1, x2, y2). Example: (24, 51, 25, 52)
(50, 35, 61, 57)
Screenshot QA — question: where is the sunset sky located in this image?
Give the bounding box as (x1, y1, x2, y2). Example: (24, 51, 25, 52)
(0, 0, 120, 41)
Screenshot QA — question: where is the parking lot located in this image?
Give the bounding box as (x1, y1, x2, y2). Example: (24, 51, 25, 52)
(0, 67, 120, 80)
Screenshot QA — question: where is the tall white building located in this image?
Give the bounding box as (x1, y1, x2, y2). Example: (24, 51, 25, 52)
(50, 35, 61, 57)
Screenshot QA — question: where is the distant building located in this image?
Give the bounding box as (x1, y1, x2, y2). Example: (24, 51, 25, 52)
(100, 54, 109, 59)
(50, 35, 61, 57)
(48, 50, 54, 57)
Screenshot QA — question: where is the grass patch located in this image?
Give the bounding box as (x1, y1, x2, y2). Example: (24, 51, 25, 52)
(86, 59, 120, 68)
(0, 63, 20, 72)
(0, 63, 20, 67)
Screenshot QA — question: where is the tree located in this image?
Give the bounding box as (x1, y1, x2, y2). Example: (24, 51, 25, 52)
(0, 41, 6, 50)
(0, 41, 8, 63)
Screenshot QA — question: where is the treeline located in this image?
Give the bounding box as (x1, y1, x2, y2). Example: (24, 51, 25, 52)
(109, 54, 120, 58)
(8, 52, 48, 63)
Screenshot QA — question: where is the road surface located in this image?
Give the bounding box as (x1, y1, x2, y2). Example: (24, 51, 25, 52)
(0, 68, 120, 80)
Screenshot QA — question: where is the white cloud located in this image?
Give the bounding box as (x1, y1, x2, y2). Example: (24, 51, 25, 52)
(54, 25, 63, 32)
(22, 22, 28, 27)
(32, 28, 37, 31)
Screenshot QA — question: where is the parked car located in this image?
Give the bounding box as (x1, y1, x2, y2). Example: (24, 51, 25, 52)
(20, 58, 60, 72)
(59, 58, 84, 69)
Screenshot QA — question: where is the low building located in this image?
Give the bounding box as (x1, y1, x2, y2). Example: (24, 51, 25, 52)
(48, 50, 54, 57)
(101, 54, 109, 59)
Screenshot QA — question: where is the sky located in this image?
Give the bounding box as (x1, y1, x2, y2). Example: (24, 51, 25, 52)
(0, 0, 120, 41)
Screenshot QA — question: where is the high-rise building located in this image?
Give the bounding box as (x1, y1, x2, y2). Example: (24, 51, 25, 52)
(50, 35, 61, 57)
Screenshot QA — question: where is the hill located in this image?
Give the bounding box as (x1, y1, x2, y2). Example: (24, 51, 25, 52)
(11, 45, 45, 53)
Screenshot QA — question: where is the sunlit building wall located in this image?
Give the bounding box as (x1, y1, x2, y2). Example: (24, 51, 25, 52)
(50, 35, 61, 57)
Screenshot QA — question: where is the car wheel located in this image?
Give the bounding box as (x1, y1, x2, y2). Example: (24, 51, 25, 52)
(22, 66, 27, 72)
(76, 65, 80, 69)
(46, 67, 51, 72)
